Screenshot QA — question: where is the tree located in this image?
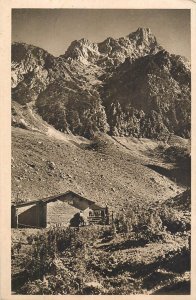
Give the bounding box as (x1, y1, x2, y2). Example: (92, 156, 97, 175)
(70, 212, 85, 228)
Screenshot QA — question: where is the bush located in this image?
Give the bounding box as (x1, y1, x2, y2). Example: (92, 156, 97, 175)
(164, 145, 190, 163)
(15, 226, 108, 294)
(70, 212, 85, 227)
(159, 206, 190, 233)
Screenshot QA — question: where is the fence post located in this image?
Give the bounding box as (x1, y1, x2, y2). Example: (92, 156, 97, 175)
(16, 209, 18, 228)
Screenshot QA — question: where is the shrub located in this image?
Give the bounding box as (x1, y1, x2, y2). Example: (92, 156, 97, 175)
(164, 145, 190, 163)
(159, 206, 190, 233)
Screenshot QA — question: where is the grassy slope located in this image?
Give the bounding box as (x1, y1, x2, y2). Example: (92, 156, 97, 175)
(12, 125, 184, 214)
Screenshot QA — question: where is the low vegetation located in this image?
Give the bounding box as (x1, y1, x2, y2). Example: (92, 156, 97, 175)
(12, 190, 190, 295)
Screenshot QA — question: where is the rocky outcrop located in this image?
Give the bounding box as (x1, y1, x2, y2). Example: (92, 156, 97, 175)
(11, 42, 73, 104)
(62, 27, 162, 69)
(36, 79, 109, 137)
(11, 28, 191, 139)
(102, 50, 191, 139)
(63, 38, 100, 64)
(98, 27, 162, 67)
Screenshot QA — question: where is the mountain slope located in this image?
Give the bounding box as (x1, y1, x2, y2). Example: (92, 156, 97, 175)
(11, 28, 191, 140)
(102, 50, 191, 139)
(12, 127, 184, 207)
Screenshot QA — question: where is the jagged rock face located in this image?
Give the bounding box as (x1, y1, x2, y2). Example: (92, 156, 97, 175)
(11, 28, 191, 139)
(63, 38, 100, 64)
(11, 42, 73, 104)
(36, 79, 109, 137)
(98, 27, 162, 67)
(63, 27, 162, 68)
(102, 50, 191, 139)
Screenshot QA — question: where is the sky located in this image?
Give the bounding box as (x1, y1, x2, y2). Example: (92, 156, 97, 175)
(12, 9, 191, 59)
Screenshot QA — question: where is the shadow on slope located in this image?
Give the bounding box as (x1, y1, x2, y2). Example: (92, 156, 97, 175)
(98, 238, 147, 251)
(152, 280, 190, 295)
(146, 164, 190, 186)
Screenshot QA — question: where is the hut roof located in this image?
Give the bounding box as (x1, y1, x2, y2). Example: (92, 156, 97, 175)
(90, 203, 105, 210)
(12, 190, 95, 208)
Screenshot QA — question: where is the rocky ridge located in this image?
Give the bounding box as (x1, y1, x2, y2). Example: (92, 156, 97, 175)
(11, 27, 191, 140)
(63, 28, 162, 66)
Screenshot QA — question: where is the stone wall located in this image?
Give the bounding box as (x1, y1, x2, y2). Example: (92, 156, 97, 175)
(47, 200, 79, 227)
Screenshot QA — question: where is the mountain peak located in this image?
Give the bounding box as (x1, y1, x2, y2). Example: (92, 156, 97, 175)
(128, 27, 157, 44)
(63, 38, 99, 63)
(136, 27, 151, 34)
(75, 38, 95, 46)
(62, 27, 162, 66)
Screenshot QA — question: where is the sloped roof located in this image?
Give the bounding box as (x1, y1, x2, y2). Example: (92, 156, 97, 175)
(12, 190, 95, 208)
(90, 203, 105, 210)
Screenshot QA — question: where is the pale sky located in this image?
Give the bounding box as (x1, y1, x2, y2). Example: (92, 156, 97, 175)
(12, 9, 191, 59)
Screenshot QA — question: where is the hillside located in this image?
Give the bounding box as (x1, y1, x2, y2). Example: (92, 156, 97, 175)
(12, 119, 191, 295)
(12, 123, 186, 208)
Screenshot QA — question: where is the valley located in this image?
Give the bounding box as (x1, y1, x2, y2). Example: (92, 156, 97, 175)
(11, 26, 191, 295)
